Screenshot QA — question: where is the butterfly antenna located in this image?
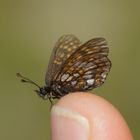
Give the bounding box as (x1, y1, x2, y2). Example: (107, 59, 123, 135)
(16, 73, 41, 89)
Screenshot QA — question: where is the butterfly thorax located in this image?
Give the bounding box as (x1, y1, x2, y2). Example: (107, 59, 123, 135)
(51, 83, 69, 98)
(36, 83, 66, 100)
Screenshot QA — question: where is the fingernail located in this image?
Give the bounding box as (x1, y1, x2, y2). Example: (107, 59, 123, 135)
(51, 105, 89, 140)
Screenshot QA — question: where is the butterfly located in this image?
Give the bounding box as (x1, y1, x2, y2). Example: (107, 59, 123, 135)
(17, 34, 111, 104)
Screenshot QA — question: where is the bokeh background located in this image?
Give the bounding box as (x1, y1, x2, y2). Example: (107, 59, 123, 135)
(0, 0, 139, 139)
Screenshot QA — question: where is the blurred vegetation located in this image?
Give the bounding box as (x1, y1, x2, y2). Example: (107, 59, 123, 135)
(0, 0, 139, 139)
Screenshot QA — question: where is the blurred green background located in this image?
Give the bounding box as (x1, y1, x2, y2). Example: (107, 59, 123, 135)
(0, 0, 139, 139)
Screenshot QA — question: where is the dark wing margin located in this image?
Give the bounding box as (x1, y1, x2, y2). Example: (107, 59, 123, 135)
(54, 37, 111, 92)
(45, 35, 81, 86)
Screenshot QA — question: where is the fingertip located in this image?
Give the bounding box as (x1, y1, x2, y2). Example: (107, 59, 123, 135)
(51, 92, 133, 140)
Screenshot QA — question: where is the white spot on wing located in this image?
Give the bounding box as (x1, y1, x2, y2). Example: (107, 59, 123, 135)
(87, 79, 94, 86)
(85, 71, 92, 74)
(74, 73, 79, 77)
(66, 76, 73, 81)
(101, 72, 107, 79)
(83, 74, 93, 79)
(61, 74, 69, 82)
(71, 81, 77, 86)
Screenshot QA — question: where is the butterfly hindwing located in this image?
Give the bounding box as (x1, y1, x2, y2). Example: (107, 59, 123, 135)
(54, 37, 111, 93)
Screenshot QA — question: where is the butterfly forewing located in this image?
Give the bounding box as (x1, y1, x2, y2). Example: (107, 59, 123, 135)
(45, 35, 81, 86)
(54, 37, 111, 93)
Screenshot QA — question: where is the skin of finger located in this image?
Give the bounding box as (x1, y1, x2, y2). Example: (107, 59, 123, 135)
(55, 92, 133, 140)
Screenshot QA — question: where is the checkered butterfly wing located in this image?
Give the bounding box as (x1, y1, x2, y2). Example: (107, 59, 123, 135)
(45, 35, 81, 86)
(54, 37, 111, 92)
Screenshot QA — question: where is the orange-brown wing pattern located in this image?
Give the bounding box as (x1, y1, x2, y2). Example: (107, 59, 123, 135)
(54, 38, 111, 92)
(45, 35, 81, 85)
